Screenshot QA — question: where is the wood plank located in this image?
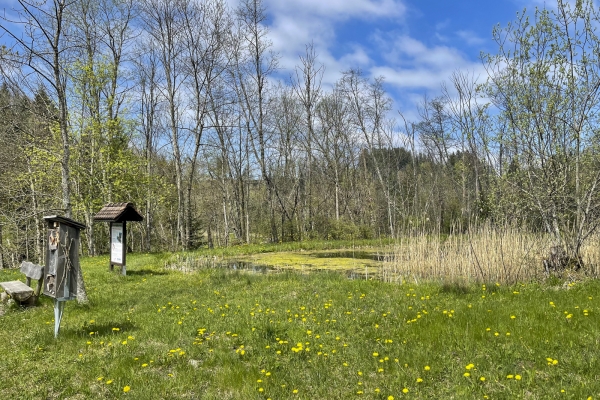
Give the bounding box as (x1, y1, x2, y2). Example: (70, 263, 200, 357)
(0, 280, 34, 301)
(20, 261, 44, 280)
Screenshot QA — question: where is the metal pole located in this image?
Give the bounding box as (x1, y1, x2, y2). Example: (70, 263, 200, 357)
(54, 299, 65, 338)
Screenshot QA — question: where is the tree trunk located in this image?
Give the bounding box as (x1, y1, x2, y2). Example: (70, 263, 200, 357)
(0, 225, 4, 269)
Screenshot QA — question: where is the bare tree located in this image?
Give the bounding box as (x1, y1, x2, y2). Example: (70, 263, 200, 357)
(233, 0, 279, 241)
(292, 42, 324, 237)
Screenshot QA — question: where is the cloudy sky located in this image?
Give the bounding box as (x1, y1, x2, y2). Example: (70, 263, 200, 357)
(263, 0, 546, 119)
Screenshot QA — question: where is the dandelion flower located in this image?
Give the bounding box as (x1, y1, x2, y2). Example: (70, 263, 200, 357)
(123, 386, 131, 393)
(424, 365, 430, 371)
(402, 388, 409, 394)
(416, 378, 423, 383)
(515, 375, 522, 380)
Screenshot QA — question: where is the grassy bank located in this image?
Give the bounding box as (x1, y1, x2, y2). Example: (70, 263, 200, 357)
(0, 251, 599, 399)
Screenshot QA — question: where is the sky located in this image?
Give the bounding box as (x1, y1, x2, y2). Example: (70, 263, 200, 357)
(262, 0, 549, 121)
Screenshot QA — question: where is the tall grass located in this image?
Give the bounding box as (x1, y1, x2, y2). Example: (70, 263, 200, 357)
(385, 225, 600, 285)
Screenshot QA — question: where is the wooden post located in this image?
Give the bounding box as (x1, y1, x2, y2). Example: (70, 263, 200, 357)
(109, 222, 114, 272)
(121, 221, 127, 275)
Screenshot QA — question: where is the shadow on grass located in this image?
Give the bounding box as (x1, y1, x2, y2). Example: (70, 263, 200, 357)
(123, 269, 168, 276)
(76, 320, 138, 337)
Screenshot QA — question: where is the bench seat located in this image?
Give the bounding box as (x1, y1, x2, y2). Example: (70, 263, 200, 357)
(0, 280, 35, 302)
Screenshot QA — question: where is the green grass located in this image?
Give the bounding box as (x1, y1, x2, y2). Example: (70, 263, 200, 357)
(1, 252, 599, 399)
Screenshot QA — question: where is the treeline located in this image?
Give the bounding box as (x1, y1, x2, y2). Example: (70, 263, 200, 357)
(1, 0, 600, 268)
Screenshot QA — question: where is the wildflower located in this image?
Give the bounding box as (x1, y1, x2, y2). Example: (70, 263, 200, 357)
(123, 386, 131, 393)
(373, 352, 379, 357)
(424, 365, 430, 371)
(141, 363, 148, 368)
(402, 388, 409, 394)
(465, 363, 475, 370)
(507, 374, 514, 379)
(515, 375, 522, 380)
(480, 376, 486, 382)
(106, 380, 113, 385)
(292, 389, 298, 394)
(464, 372, 471, 377)
(388, 397, 395, 400)
(416, 378, 423, 383)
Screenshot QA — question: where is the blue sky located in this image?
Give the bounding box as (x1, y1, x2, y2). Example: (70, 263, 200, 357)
(263, 0, 546, 119)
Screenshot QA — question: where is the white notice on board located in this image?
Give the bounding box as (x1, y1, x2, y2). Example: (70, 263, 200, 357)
(111, 223, 124, 264)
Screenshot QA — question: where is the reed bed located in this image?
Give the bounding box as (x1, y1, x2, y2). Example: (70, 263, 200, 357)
(384, 225, 600, 285)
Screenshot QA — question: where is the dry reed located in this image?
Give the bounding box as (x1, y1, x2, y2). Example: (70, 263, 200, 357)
(383, 225, 600, 285)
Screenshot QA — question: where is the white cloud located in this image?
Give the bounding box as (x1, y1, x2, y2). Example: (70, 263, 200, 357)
(456, 30, 486, 47)
(265, 0, 406, 89)
(266, 0, 406, 20)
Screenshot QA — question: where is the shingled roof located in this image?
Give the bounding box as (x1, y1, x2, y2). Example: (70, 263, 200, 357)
(93, 203, 143, 222)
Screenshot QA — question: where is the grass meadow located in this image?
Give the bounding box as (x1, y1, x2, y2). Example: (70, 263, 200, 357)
(1, 237, 600, 399)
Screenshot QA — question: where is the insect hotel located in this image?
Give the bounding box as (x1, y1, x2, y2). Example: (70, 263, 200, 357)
(44, 215, 86, 337)
(93, 203, 143, 276)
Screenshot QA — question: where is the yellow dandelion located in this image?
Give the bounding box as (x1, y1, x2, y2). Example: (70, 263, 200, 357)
(424, 365, 430, 371)
(123, 386, 131, 393)
(402, 388, 409, 394)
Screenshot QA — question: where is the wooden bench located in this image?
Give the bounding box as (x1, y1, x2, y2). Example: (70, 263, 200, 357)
(0, 261, 44, 305)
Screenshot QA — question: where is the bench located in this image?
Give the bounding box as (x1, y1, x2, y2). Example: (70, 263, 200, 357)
(0, 261, 44, 305)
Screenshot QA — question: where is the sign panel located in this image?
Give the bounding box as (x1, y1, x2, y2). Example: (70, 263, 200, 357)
(111, 223, 124, 264)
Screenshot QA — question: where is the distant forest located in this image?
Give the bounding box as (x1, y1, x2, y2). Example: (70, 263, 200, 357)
(1, 0, 599, 268)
